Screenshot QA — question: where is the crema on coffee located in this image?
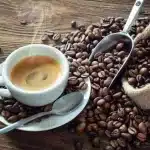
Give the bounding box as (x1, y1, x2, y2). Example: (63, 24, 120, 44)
(10, 56, 61, 91)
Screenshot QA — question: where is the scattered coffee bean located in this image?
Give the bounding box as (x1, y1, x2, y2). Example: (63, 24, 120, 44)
(52, 33, 61, 41)
(71, 20, 77, 28)
(41, 34, 49, 43)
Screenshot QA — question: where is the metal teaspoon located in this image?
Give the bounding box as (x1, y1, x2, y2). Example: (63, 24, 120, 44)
(0, 92, 83, 134)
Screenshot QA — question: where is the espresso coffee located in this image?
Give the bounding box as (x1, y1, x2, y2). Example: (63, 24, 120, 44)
(10, 55, 61, 91)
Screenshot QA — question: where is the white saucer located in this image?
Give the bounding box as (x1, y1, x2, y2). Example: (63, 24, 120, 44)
(0, 78, 91, 132)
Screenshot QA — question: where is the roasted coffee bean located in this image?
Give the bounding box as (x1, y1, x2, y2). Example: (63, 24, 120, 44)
(78, 82, 88, 90)
(102, 87, 109, 96)
(110, 140, 118, 148)
(117, 137, 126, 148)
(138, 122, 147, 134)
(41, 34, 49, 43)
(18, 112, 27, 118)
(92, 83, 100, 90)
(91, 137, 100, 148)
(4, 100, 15, 105)
(68, 76, 78, 85)
(1, 110, 10, 119)
(52, 33, 61, 41)
(98, 71, 106, 78)
(104, 77, 112, 87)
(73, 71, 81, 77)
(125, 107, 132, 113)
(11, 102, 20, 113)
(139, 67, 148, 76)
(98, 121, 107, 128)
(128, 127, 137, 135)
(4, 105, 12, 111)
(111, 129, 120, 138)
(65, 51, 76, 57)
(121, 133, 132, 141)
(7, 115, 18, 123)
(107, 121, 114, 131)
(81, 72, 89, 78)
(134, 115, 142, 123)
(113, 121, 122, 128)
(76, 122, 86, 133)
(119, 124, 127, 133)
(71, 20, 77, 28)
(78, 66, 86, 73)
(116, 43, 124, 51)
(105, 130, 112, 138)
(87, 110, 94, 117)
(104, 57, 112, 64)
(105, 145, 115, 150)
(104, 95, 112, 102)
(118, 108, 125, 117)
(46, 31, 54, 38)
(97, 99, 105, 106)
(91, 72, 98, 77)
(128, 77, 136, 85)
(117, 51, 126, 58)
(74, 140, 83, 150)
(113, 92, 122, 99)
(111, 112, 119, 120)
(137, 133, 147, 142)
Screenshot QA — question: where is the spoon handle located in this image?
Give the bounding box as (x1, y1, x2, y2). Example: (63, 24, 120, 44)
(0, 111, 56, 134)
(123, 0, 144, 33)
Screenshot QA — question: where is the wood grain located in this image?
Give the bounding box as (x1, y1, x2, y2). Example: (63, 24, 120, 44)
(0, 0, 150, 150)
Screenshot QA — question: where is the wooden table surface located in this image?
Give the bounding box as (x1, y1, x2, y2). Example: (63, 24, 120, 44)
(0, 0, 150, 150)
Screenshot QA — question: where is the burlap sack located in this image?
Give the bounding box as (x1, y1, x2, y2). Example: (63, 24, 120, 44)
(122, 24, 150, 110)
(122, 79, 150, 109)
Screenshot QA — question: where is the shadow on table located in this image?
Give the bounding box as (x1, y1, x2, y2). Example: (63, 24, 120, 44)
(2, 123, 93, 150)
(3, 125, 78, 150)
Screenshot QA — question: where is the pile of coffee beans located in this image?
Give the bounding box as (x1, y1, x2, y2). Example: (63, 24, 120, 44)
(125, 38, 150, 88)
(1, 16, 150, 150)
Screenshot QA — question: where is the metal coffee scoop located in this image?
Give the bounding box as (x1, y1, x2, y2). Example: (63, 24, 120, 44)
(89, 0, 144, 88)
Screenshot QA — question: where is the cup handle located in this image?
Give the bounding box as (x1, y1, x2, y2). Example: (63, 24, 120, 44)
(0, 63, 12, 98)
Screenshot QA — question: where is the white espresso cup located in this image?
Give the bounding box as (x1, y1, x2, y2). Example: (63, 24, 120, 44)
(0, 44, 69, 106)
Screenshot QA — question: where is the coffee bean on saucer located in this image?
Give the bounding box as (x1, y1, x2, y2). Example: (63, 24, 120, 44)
(7, 115, 18, 123)
(1, 110, 10, 119)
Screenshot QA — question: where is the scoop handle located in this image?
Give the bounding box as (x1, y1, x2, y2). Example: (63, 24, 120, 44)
(123, 0, 144, 33)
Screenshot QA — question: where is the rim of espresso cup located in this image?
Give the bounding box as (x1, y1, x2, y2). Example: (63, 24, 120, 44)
(2, 44, 69, 94)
